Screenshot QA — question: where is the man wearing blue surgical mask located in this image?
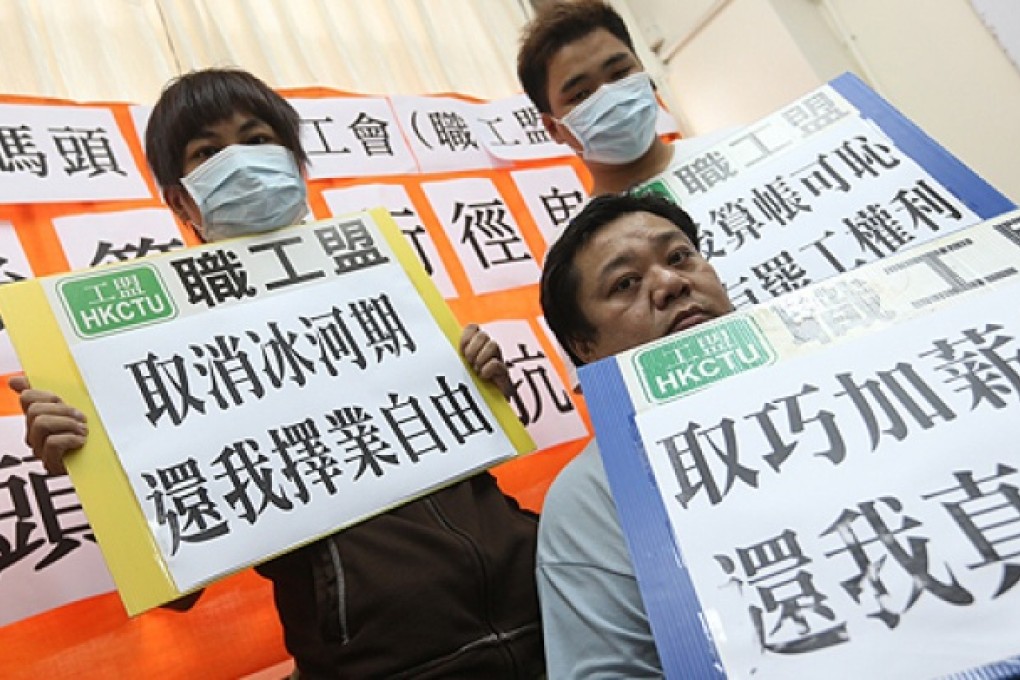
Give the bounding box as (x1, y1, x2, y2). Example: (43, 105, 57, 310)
(150, 78, 311, 242)
(12, 68, 545, 679)
(178, 143, 308, 240)
(518, 0, 726, 199)
(517, 3, 728, 678)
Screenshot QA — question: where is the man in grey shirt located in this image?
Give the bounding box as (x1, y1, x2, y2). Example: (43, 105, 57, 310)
(536, 193, 734, 677)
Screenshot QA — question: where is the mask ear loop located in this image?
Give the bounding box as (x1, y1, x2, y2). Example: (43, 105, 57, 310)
(187, 220, 208, 243)
(172, 207, 208, 243)
(161, 184, 208, 243)
(553, 116, 587, 159)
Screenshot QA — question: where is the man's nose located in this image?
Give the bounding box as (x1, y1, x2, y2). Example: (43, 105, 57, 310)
(650, 266, 690, 309)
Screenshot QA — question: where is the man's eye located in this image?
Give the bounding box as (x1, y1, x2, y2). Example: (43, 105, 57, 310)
(668, 249, 692, 266)
(611, 275, 638, 294)
(192, 146, 220, 161)
(245, 134, 274, 145)
(610, 67, 634, 81)
(569, 89, 592, 105)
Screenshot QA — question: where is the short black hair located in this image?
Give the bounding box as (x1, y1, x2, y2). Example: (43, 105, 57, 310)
(517, 0, 636, 114)
(144, 67, 308, 190)
(540, 192, 699, 366)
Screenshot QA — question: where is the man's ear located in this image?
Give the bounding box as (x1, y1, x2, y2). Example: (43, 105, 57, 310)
(542, 112, 567, 146)
(163, 186, 206, 242)
(163, 186, 192, 223)
(567, 336, 596, 365)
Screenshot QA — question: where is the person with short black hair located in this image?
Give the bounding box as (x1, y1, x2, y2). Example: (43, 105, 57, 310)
(536, 192, 733, 678)
(540, 192, 701, 367)
(517, 0, 729, 199)
(144, 68, 309, 195)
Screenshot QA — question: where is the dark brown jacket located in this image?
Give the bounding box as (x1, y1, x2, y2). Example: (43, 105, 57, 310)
(255, 472, 543, 678)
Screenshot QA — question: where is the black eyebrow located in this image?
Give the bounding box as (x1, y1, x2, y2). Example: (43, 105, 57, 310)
(601, 52, 632, 72)
(558, 51, 634, 98)
(559, 73, 589, 98)
(188, 128, 217, 142)
(189, 116, 268, 142)
(594, 230, 690, 285)
(237, 117, 269, 133)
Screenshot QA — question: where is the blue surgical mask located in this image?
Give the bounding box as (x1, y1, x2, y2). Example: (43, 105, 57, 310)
(181, 144, 308, 243)
(559, 72, 659, 165)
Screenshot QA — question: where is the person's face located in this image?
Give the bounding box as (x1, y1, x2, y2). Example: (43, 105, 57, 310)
(541, 28, 644, 153)
(163, 110, 284, 233)
(567, 211, 734, 364)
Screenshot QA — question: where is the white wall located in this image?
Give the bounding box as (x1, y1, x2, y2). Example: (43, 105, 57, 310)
(819, 0, 1020, 203)
(665, 0, 824, 135)
(624, 0, 1020, 202)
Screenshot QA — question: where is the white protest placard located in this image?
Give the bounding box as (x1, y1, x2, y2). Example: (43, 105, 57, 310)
(637, 280, 1020, 679)
(291, 97, 418, 179)
(0, 209, 532, 610)
(420, 177, 541, 294)
(582, 211, 1020, 678)
(321, 184, 457, 298)
(481, 319, 589, 451)
(509, 165, 588, 250)
(0, 417, 115, 625)
(682, 114, 980, 307)
(0, 221, 32, 374)
(474, 93, 571, 162)
(52, 207, 185, 271)
(0, 103, 151, 204)
(389, 95, 498, 173)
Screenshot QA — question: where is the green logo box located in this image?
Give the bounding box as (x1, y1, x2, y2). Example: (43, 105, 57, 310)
(633, 317, 775, 403)
(633, 179, 678, 203)
(59, 265, 177, 339)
